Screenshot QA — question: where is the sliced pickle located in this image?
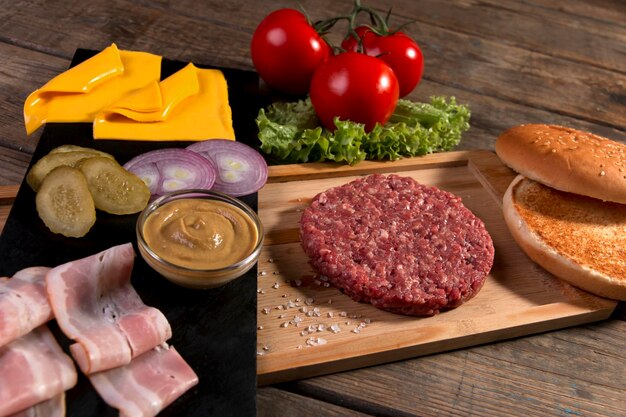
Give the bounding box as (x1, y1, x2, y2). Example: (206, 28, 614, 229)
(49, 145, 114, 158)
(36, 166, 96, 238)
(78, 157, 150, 215)
(27, 151, 115, 192)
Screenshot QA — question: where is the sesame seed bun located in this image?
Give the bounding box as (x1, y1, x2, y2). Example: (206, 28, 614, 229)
(496, 124, 626, 203)
(503, 175, 626, 301)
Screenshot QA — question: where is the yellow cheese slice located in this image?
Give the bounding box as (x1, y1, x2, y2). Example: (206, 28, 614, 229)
(102, 63, 199, 123)
(93, 63, 235, 141)
(24, 44, 161, 135)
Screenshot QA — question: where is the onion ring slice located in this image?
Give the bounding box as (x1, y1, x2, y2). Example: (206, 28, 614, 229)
(123, 148, 216, 196)
(187, 140, 268, 196)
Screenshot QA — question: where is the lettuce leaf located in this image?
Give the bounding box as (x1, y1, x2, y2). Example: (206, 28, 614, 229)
(256, 96, 470, 165)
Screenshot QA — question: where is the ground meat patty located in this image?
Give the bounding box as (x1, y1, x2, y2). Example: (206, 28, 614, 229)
(300, 174, 494, 316)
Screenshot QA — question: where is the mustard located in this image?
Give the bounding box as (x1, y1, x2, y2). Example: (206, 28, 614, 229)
(142, 198, 258, 270)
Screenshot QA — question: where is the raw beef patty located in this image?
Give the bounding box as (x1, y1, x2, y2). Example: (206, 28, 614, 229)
(300, 174, 494, 316)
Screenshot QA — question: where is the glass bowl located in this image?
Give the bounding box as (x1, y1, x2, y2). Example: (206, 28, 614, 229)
(136, 189, 263, 289)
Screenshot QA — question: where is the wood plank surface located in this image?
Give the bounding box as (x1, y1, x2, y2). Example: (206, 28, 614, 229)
(1, 0, 625, 416)
(256, 151, 616, 385)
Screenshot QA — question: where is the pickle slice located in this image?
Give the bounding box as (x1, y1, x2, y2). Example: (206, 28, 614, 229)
(78, 157, 151, 215)
(36, 166, 96, 238)
(49, 145, 114, 158)
(27, 150, 115, 192)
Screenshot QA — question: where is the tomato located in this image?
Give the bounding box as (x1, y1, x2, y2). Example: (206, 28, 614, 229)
(251, 9, 331, 95)
(342, 26, 424, 97)
(310, 52, 399, 132)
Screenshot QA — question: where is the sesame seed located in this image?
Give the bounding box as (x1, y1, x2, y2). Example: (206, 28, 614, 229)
(268, 258, 274, 263)
(600, 171, 606, 176)
(272, 282, 280, 289)
(262, 308, 270, 315)
(257, 325, 264, 330)
(327, 312, 334, 318)
(263, 344, 270, 351)
(260, 271, 267, 276)
(281, 322, 289, 328)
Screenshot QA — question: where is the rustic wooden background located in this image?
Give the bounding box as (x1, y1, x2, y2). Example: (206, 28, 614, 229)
(1, 0, 624, 416)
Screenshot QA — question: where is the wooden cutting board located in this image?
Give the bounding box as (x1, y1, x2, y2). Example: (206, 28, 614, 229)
(255, 150, 617, 385)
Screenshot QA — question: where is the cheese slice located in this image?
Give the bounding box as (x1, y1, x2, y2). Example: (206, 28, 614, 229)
(93, 63, 235, 141)
(24, 44, 161, 135)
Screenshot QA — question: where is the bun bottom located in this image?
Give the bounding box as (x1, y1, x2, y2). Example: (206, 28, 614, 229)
(503, 175, 626, 301)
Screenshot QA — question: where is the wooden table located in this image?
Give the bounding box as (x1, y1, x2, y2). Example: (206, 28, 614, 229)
(1, 1, 624, 415)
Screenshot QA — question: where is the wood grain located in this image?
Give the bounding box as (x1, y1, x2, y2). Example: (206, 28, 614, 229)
(255, 151, 617, 385)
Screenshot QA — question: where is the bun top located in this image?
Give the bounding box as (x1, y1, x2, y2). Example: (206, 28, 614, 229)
(496, 124, 626, 203)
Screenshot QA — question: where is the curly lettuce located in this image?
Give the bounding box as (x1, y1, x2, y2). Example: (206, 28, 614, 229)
(256, 96, 470, 165)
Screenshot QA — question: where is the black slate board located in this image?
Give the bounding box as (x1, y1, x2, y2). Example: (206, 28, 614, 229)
(0, 49, 261, 416)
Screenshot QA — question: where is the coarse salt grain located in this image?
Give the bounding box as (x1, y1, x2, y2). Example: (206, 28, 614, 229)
(262, 308, 270, 315)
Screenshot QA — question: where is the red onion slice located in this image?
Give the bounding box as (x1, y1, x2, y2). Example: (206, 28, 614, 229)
(123, 148, 216, 196)
(186, 140, 268, 197)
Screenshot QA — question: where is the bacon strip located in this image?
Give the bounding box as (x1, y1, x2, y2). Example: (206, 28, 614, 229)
(89, 344, 199, 417)
(0, 267, 52, 348)
(0, 326, 77, 417)
(7, 394, 66, 417)
(46, 243, 172, 374)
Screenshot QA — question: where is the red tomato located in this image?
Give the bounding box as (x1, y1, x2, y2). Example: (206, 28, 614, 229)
(342, 26, 424, 97)
(310, 52, 399, 132)
(251, 9, 331, 95)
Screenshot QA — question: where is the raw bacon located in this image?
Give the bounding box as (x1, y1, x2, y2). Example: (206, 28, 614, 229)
(46, 243, 172, 374)
(7, 394, 66, 417)
(89, 344, 199, 417)
(0, 326, 76, 417)
(0, 267, 52, 347)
